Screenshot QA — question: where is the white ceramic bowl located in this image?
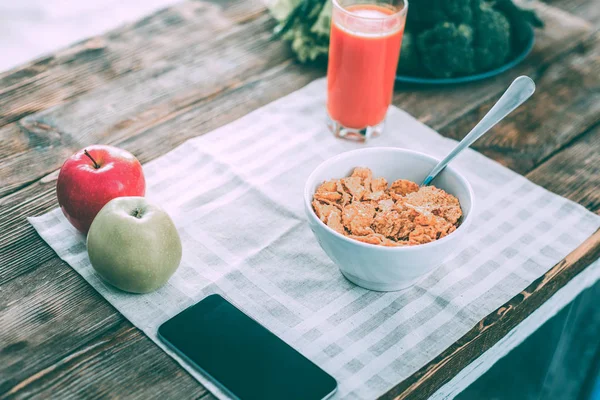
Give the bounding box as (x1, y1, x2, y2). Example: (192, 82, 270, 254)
(304, 147, 474, 291)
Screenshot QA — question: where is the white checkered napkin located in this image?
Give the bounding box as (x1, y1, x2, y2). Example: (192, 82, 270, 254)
(29, 79, 600, 399)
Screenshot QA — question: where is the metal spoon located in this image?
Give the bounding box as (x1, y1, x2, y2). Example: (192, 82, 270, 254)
(421, 76, 536, 186)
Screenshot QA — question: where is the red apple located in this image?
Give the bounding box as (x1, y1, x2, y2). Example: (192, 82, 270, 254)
(57, 145, 146, 234)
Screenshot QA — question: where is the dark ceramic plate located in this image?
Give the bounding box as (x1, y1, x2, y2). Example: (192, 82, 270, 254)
(395, 28, 535, 85)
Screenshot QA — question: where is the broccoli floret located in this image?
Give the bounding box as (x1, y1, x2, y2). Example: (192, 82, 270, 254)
(417, 23, 475, 78)
(473, 4, 511, 71)
(397, 32, 420, 75)
(411, 2, 514, 77)
(407, 0, 479, 30)
(494, 0, 542, 51)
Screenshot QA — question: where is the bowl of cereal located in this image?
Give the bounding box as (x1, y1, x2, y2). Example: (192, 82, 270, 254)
(304, 147, 474, 291)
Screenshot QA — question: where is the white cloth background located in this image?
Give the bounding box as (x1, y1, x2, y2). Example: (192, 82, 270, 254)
(29, 79, 600, 399)
(0, 0, 179, 73)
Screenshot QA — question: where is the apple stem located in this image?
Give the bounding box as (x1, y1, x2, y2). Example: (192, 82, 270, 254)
(84, 149, 100, 169)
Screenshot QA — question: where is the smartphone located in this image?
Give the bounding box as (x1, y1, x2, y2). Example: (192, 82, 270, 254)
(157, 294, 337, 400)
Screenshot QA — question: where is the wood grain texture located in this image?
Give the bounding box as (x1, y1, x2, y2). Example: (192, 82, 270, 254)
(527, 123, 600, 214)
(549, 0, 600, 25)
(0, 0, 599, 399)
(0, 257, 213, 400)
(382, 229, 600, 400)
(440, 33, 600, 174)
(0, 5, 284, 198)
(0, 0, 267, 128)
(5, 320, 213, 400)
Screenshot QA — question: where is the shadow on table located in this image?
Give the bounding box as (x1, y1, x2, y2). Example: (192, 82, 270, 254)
(457, 279, 600, 400)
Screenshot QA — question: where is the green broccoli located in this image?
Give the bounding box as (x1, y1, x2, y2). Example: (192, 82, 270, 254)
(407, 0, 478, 30)
(472, 3, 511, 71)
(406, 0, 523, 77)
(417, 23, 475, 78)
(397, 32, 420, 75)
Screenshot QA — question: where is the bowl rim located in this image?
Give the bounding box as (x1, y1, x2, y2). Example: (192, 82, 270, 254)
(304, 147, 475, 252)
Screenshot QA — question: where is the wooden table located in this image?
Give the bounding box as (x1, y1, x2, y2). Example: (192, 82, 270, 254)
(1, 0, 599, 399)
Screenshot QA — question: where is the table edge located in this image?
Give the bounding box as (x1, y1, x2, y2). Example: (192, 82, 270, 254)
(380, 228, 600, 400)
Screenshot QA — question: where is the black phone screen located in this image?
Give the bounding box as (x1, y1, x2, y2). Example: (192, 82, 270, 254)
(157, 294, 337, 400)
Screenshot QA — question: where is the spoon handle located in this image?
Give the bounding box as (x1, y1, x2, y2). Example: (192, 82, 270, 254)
(422, 76, 536, 186)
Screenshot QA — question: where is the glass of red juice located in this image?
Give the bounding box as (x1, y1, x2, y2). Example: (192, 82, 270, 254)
(327, 0, 407, 141)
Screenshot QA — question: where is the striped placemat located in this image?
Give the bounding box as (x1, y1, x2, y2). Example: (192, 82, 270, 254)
(29, 79, 600, 399)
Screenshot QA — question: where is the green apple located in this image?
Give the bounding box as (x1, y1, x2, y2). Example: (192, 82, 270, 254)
(87, 196, 182, 293)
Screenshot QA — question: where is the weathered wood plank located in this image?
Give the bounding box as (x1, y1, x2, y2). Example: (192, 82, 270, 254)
(0, 0, 592, 200)
(438, 33, 600, 174)
(0, 182, 58, 285)
(0, 257, 122, 394)
(382, 228, 600, 400)
(526, 123, 600, 214)
(0, 0, 267, 128)
(4, 322, 213, 400)
(0, 124, 28, 159)
(548, 0, 600, 26)
(0, 257, 211, 400)
(0, 13, 291, 198)
(0, 124, 76, 196)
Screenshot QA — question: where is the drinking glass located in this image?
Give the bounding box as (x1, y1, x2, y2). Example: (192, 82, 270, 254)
(326, 0, 408, 141)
